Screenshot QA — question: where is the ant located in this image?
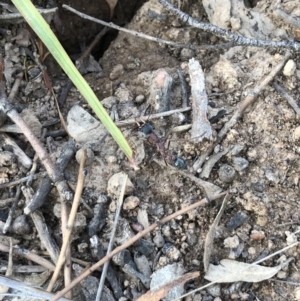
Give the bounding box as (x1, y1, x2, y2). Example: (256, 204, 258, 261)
(138, 122, 187, 169)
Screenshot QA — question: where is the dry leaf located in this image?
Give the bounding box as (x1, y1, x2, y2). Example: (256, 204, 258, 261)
(105, 0, 118, 18)
(205, 258, 292, 283)
(137, 271, 200, 301)
(203, 194, 231, 272)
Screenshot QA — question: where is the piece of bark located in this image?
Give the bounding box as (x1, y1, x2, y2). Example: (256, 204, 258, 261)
(188, 58, 213, 142)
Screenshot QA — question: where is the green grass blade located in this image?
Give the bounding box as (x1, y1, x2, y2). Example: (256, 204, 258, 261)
(11, 0, 134, 164)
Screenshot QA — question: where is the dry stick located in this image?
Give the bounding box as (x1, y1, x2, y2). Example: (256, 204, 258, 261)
(47, 149, 87, 293)
(115, 107, 191, 127)
(95, 174, 128, 301)
(273, 82, 300, 116)
(193, 51, 291, 170)
(274, 2, 300, 29)
(174, 242, 298, 301)
(158, 0, 300, 51)
(61, 204, 72, 300)
(0, 68, 72, 203)
(62, 4, 234, 51)
(8, 72, 23, 102)
(0, 243, 55, 271)
(50, 190, 229, 301)
(2, 186, 21, 234)
(0, 172, 47, 190)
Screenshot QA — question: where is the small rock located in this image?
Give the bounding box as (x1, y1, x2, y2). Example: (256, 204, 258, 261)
(162, 243, 181, 261)
(226, 211, 248, 230)
(77, 242, 88, 253)
(20, 109, 42, 137)
(250, 230, 265, 240)
(123, 196, 140, 210)
(12, 215, 31, 235)
(232, 157, 249, 172)
(248, 247, 256, 256)
(206, 284, 221, 297)
(283, 59, 296, 76)
(115, 218, 135, 245)
(101, 96, 118, 109)
(285, 231, 298, 245)
(75, 148, 94, 166)
(251, 181, 265, 192)
(107, 172, 134, 196)
(0, 151, 16, 166)
(218, 164, 236, 183)
(110, 64, 124, 80)
(135, 94, 145, 104)
(134, 239, 155, 256)
(150, 263, 184, 301)
(294, 126, 300, 140)
(131, 222, 144, 232)
(153, 232, 165, 248)
(294, 287, 300, 301)
(180, 48, 194, 61)
(73, 213, 86, 233)
(277, 271, 287, 279)
(224, 235, 239, 249)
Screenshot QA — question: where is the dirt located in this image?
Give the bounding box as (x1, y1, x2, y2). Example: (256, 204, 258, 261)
(0, 0, 300, 301)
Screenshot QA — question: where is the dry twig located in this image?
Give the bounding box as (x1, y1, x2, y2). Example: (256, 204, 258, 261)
(50, 190, 228, 301)
(62, 4, 234, 51)
(159, 0, 300, 51)
(47, 149, 87, 293)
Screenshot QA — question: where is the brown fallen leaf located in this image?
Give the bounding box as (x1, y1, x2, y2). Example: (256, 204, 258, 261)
(105, 0, 118, 18)
(136, 271, 200, 301)
(205, 258, 293, 283)
(203, 194, 231, 272)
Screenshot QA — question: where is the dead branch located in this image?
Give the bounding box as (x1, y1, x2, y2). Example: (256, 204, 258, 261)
(158, 0, 300, 51)
(50, 190, 229, 301)
(62, 4, 234, 51)
(0, 243, 55, 271)
(115, 107, 191, 127)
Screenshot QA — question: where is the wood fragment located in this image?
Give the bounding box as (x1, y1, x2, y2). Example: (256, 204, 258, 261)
(188, 58, 213, 142)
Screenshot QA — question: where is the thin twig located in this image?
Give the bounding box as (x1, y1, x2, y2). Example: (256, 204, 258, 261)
(115, 107, 191, 127)
(274, 2, 300, 29)
(158, 0, 300, 51)
(61, 203, 72, 300)
(50, 190, 228, 301)
(2, 186, 21, 234)
(47, 149, 87, 293)
(8, 72, 23, 101)
(0, 243, 55, 271)
(174, 243, 298, 300)
(273, 82, 300, 117)
(62, 4, 234, 51)
(96, 174, 127, 301)
(0, 172, 47, 189)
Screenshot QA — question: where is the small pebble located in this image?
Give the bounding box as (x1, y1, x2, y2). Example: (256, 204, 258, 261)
(248, 247, 256, 255)
(294, 126, 300, 140)
(135, 94, 145, 104)
(232, 157, 249, 172)
(250, 230, 265, 240)
(123, 196, 140, 210)
(76, 148, 94, 166)
(226, 211, 248, 230)
(153, 232, 165, 248)
(283, 59, 296, 76)
(218, 164, 236, 183)
(110, 64, 124, 80)
(224, 235, 239, 249)
(77, 242, 88, 253)
(162, 243, 181, 261)
(277, 271, 287, 279)
(12, 215, 31, 235)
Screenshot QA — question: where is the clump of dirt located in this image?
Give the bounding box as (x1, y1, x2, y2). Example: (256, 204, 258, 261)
(0, 0, 300, 300)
